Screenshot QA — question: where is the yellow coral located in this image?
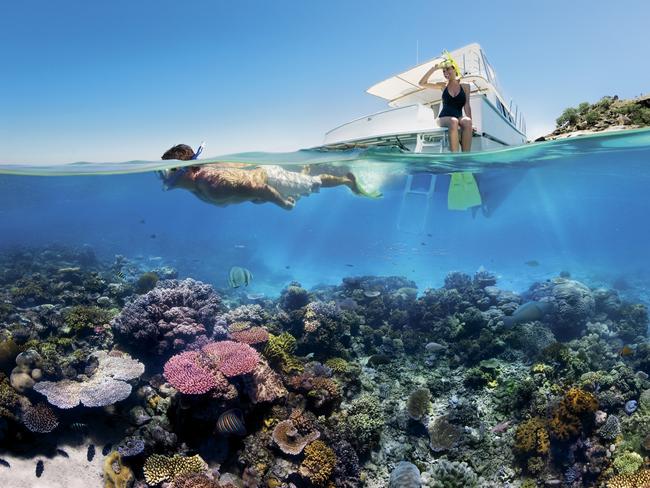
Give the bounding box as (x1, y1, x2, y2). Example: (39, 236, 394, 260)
(549, 387, 598, 440)
(325, 357, 349, 374)
(606, 468, 650, 488)
(143, 454, 207, 485)
(515, 417, 550, 456)
(264, 333, 303, 373)
(531, 363, 552, 374)
(103, 452, 134, 488)
(299, 440, 337, 487)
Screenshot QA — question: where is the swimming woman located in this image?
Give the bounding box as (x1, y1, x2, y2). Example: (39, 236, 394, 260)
(418, 59, 473, 152)
(159, 144, 379, 210)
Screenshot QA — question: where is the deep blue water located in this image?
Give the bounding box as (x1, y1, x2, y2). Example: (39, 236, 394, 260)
(1, 129, 649, 303)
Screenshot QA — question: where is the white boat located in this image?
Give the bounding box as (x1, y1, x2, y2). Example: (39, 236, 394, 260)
(323, 43, 526, 153)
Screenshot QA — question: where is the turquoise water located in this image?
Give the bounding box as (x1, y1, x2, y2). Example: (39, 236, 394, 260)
(1, 128, 650, 487)
(2, 129, 649, 298)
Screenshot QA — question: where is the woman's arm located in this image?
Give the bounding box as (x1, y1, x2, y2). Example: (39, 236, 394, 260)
(462, 84, 472, 118)
(419, 64, 445, 89)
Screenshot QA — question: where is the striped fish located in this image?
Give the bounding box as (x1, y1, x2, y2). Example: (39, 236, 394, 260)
(216, 409, 246, 436)
(228, 266, 253, 288)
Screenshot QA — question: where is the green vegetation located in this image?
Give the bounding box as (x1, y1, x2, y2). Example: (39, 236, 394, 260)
(555, 95, 650, 131)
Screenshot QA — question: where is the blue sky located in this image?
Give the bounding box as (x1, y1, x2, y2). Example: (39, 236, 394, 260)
(1, 0, 648, 163)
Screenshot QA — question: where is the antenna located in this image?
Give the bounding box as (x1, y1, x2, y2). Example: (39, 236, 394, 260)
(416, 40, 419, 64)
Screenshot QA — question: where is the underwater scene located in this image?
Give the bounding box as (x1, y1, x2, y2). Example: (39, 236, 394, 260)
(1, 128, 650, 488)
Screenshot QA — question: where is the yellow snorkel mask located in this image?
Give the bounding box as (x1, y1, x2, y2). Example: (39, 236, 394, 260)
(442, 50, 462, 79)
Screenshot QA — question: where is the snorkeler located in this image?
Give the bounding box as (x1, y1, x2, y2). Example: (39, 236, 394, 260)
(418, 55, 473, 152)
(159, 144, 379, 210)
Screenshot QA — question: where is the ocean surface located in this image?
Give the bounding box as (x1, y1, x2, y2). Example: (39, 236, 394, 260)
(1, 128, 649, 487)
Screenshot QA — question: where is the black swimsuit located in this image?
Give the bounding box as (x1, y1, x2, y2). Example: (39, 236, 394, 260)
(439, 84, 466, 118)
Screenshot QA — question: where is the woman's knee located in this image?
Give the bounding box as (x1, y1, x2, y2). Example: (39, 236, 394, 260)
(460, 117, 472, 129)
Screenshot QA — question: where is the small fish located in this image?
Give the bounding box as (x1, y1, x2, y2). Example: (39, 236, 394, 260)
(150, 234, 156, 239)
(491, 420, 513, 434)
(216, 409, 246, 436)
(524, 260, 540, 267)
(285, 265, 291, 269)
(363, 290, 381, 298)
(139, 219, 145, 224)
(420, 242, 426, 246)
(345, 264, 354, 267)
(35, 460, 44, 478)
(246, 293, 265, 301)
(0, 458, 10, 467)
(234, 244, 246, 249)
(87, 444, 96, 462)
(114, 271, 125, 280)
(102, 443, 113, 456)
(620, 345, 635, 357)
(425, 342, 446, 353)
(70, 422, 88, 433)
(228, 266, 253, 288)
(55, 449, 69, 458)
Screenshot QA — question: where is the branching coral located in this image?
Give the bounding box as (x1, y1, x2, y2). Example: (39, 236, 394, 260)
(346, 394, 384, 451)
(299, 440, 337, 486)
(201, 340, 259, 377)
(163, 351, 222, 395)
(230, 326, 269, 345)
(612, 451, 644, 476)
(606, 468, 650, 488)
(548, 387, 598, 440)
(264, 332, 303, 373)
(515, 417, 550, 456)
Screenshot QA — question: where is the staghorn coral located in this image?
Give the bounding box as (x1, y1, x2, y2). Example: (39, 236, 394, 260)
(515, 417, 550, 456)
(271, 419, 320, 455)
(324, 357, 349, 374)
(22, 403, 58, 433)
(33, 351, 144, 409)
(163, 351, 222, 395)
(103, 451, 134, 488)
(143, 454, 207, 485)
(111, 278, 222, 355)
(346, 394, 384, 451)
(201, 340, 259, 377)
(299, 440, 337, 486)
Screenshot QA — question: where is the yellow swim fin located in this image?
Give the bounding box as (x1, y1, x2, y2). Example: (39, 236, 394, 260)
(448, 172, 482, 210)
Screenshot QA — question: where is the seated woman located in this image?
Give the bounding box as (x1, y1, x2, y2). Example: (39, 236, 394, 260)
(418, 59, 473, 152)
(159, 144, 379, 210)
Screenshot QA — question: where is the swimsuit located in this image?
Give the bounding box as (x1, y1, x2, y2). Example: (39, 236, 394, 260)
(264, 165, 321, 199)
(438, 84, 466, 119)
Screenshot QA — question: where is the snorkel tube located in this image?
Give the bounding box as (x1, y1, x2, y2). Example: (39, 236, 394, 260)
(443, 50, 462, 79)
(162, 141, 206, 190)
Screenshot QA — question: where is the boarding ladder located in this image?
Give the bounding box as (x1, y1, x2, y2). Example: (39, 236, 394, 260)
(397, 130, 448, 234)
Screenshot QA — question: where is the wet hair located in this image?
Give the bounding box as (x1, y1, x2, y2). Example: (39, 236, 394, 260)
(161, 144, 195, 161)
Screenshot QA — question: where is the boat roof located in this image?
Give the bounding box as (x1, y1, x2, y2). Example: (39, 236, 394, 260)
(366, 43, 504, 107)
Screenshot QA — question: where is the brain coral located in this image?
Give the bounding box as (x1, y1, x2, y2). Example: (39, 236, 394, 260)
(22, 403, 59, 433)
(143, 454, 207, 485)
(429, 460, 478, 488)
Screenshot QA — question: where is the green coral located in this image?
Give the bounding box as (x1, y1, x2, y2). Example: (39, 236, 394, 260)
(263, 332, 303, 373)
(135, 272, 159, 294)
(346, 394, 384, 451)
(0, 373, 20, 420)
(406, 387, 431, 421)
(64, 305, 114, 334)
(612, 451, 644, 476)
(429, 459, 478, 488)
(324, 357, 349, 374)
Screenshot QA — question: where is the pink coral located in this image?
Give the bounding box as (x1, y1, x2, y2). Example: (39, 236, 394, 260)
(230, 326, 270, 345)
(163, 351, 219, 394)
(201, 341, 260, 378)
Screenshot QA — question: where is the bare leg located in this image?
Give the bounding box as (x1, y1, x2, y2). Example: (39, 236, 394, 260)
(260, 185, 295, 210)
(460, 117, 473, 152)
(320, 174, 356, 192)
(438, 116, 460, 152)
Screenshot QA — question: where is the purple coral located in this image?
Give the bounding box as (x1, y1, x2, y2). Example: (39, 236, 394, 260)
(201, 341, 260, 378)
(22, 403, 59, 433)
(111, 279, 222, 355)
